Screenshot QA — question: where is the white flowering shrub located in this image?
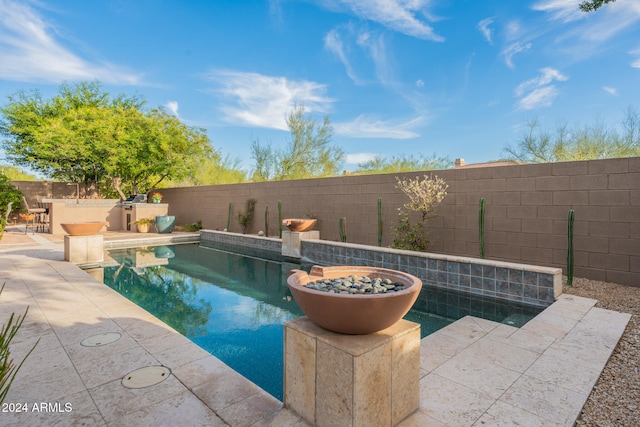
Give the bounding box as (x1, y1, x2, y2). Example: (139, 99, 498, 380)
(392, 174, 448, 251)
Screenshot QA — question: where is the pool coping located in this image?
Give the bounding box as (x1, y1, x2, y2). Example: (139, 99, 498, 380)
(0, 232, 630, 426)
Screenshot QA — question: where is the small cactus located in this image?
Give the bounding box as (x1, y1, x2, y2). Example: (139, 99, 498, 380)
(377, 197, 383, 246)
(339, 217, 347, 242)
(567, 209, 575, 286)
(278, 200, 282, 238)
(264, 205, 269, 237)
(479, 198, 486, 259)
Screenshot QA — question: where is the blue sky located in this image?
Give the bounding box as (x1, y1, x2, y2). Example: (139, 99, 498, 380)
(1, 0, 639, 173)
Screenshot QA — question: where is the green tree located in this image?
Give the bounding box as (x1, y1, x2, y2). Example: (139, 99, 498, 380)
(579, 0, 616, 12)
(0, 173, 23, 237)
(355, 154, 452, 174)
(0, 81, 212, 198)
(0, 165, 36, 181)
(251, 104, 344, 181)
(166, 152, 246, 186)
(504, 108, 640, 163)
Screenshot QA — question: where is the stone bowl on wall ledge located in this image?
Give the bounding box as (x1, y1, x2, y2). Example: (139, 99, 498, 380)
(282, 218, 317, 232)
(287, 265, 422, 335)
(61, 221, 108, 236)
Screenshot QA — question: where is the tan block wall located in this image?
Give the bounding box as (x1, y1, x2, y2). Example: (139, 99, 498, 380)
(12, 156, 639, 287)
(162, 157, 639, 287)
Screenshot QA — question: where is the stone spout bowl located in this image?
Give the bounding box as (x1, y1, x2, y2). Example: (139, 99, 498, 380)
(61, 221, 108, 236)
(282, 218, 317, 232)
(287, 265, 422, 335)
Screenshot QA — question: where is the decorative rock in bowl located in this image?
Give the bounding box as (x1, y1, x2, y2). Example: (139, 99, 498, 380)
(287, 265, 422, 335)
(60, 221, 108, 236)
(282, 218, 317, 232)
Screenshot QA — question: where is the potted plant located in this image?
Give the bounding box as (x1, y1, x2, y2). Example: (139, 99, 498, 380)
(133, 218, 155, 233)
(151, 192, 163, 204)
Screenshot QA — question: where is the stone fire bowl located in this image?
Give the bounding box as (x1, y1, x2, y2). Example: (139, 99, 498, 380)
(287, 265, 422, 335)
(282, 218, 317, 232)
(61, 221, 109, 236)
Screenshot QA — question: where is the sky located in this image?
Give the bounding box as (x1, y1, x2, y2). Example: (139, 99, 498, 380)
(1, 0, 639, 173)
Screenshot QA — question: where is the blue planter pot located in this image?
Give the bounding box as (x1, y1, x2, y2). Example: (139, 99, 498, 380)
(154, 245, 175, 258)
(155, 215, 175, 234)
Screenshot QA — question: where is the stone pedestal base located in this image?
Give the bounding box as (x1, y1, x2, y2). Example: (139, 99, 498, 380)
(284, 317, 420, 427)
(282, 230, 319, 258)
(64, 235, 103, 264)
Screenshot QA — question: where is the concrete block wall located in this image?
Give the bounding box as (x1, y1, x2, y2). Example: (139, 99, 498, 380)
(13, 157, 639, 287)
(161, 157, 639, 287)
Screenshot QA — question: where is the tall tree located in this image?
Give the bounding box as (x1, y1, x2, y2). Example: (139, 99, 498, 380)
(355, 154, 452, 174)
(251, 104, 344, 181)
(503, 108, 640, 163)
(579, 0, 616, 12)
(0, 81, 212, 198)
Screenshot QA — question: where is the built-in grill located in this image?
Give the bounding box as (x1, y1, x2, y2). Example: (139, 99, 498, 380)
(120, 194, 147, 231)
(122, 194, 147, 209)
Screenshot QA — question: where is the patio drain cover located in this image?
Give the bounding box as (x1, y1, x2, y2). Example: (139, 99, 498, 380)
(81, 332, 122, 347)
(122, 366, 171, 389)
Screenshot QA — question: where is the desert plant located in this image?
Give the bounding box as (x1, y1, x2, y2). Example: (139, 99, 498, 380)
(133, 218, 155, 225)
(226, 203, 232, 231)
(377, 197, 383, 246)
(391, 210, 428, 251)
(1, 283, 39, 404)
(339, 217, 347, 242)
(264, 206, 269, 237)
(479, 198, 486, 259)
(278, 200, 282, 238)
(237, 198, 256, 234)
(391, 174, 448, 251)
(181, 220, 202, 232)
(0, 174, 23, 239)
(567, 209, 575, 286)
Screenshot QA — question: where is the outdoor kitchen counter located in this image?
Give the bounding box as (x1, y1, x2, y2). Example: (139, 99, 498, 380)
(43, 199, 122, 234)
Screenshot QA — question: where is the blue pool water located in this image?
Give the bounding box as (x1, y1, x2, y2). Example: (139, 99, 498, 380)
(100, 242, 542, 400)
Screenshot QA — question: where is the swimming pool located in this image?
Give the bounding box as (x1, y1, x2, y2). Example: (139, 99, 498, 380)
(100, 242, 542, 400)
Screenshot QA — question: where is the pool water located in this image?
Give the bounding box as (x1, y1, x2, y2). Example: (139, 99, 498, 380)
(100, 242, 542, 400)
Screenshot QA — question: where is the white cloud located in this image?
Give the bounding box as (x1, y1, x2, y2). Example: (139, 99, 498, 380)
(532, 0, 584, 23)
(502, 41, 532, 69)
(515, 67, 568, 111)
(535, 0, 640, 44)
(166, 101, 179, 116)
(477, 18, 494, 44)
(631, 48, 640, 69)
(415, 79, 424, 87)
(517, 86, 560, 110)
(334, 114, 422, 139)
(602, 86, 618, 96)
(324, 25, 394, 86)
(316, 0, 444, 41)
(0, 0, 140, 84)
(324, 27, 362, 84)
(346, 152, 378, 164)
(356, 30, 392, 85)
(205, 69, 334, 130)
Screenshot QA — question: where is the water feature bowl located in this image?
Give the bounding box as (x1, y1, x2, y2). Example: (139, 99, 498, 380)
(60, 221, 108, 236)
(287, 265, 422, 335)
(282, 218, 317, 232)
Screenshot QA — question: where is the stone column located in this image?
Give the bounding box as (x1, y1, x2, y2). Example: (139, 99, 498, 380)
(284, 317, 420, 427)
(282, 230, 319, 258)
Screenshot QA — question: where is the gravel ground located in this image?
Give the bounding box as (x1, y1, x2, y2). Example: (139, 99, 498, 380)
(562, 277, 640, 427)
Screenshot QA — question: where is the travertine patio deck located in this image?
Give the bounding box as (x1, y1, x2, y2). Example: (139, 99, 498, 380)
(0, 226, 630, 426)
